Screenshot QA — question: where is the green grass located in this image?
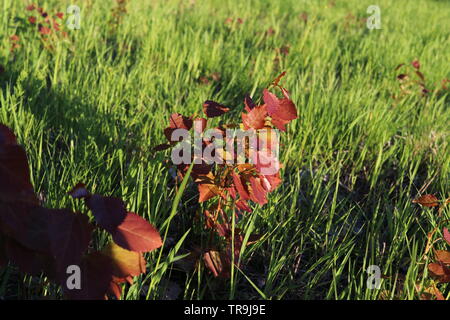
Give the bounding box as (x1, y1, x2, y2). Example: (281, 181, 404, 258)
(0, 0, 449, 300)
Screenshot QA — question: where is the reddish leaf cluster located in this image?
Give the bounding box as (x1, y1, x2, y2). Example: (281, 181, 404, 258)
(394, 60, 429, 98)
(426, 227, 450, 300)
(393, 60, 450, 99)
(9, 4, 69, 54)
(225, 17, 244, 26)
(413, 193, 450, 300)
(9, 34, 21, 52)
(155, 73, 298, 277)
(25, 4, 67, 39)
(0, 124, 162, 299)
(198, 72, 221, 85)
(109, 0, 129, 32)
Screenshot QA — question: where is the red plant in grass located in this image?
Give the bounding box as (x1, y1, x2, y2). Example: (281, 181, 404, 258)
(424, 226, 450, 300)
(413, 193, 450, 300)
(154, 73, 298, 278)
(9, 34, 21, 52)
(394, 60, 450, 100)
(11, 4, 68, 53)
(109, 0, 130, 33)
(0, 124, 162, 299)
(394, 60, 429, 98)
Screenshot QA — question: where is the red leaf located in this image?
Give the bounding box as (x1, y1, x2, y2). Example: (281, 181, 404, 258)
(168, 113, 193, 130)
(39, 26, 52, 35)
(412, 60, 420, 70)
(10, 35, 19, 42)
(47, 209, 93, 274)
(435, 250, 450, 264)
(261, 173, 282, 192)
(270, 117, 289, 132)
(278, 98, 298, 121)
(203, 250, 230, 278)
(4, 237, 54, 277)
(236, 199, 252, 213)
(0, 205, 51, 255)
(203, 210, 216, 229)
(263, 89, 297, 131)
(198, 183, 220, 202)
(249, 177, 268, 205)
(433, 286, 446, 300)
(263, 89, 279, 114)
(112, 213, 162, 253)
(232, 172, 250, 201)
(215, 223, 231, 238)
(242, 105, 267, 130)
(203, 101, 230, 118)
(428, 262, 450, 283)
(0, 145, 38, 203)
(227, 186, 236, 199)
(412, 194, 439, 207)
(428, 263, 448, 277)
(443, 228, 450, 246)
(86, 194, 127, 233)
(108, 281, 122, 300)
(0, 124, 17, 146)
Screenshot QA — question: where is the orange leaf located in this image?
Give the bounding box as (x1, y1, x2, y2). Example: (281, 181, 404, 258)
(412, 194, 439, 207)
(198, 183, 220, 202)
(428, 262, 448, 277)
(435, 250, 450, 264)
(443, 228, 450, 246)
(102, 242, 146, 278)
(112, 213, 163, 253)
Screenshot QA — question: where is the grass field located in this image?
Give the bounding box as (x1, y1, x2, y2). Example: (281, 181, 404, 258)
(0, 0, 449, 300)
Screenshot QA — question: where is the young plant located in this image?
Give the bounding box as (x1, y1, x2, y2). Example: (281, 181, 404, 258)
(394, 60, 450, 100)
(413, 193, 450, 300)
(154, 73, 298, 279)
(394, 60, 429, 98)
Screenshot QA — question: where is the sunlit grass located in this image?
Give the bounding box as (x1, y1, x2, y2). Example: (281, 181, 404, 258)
(0, 0, 449, 300)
